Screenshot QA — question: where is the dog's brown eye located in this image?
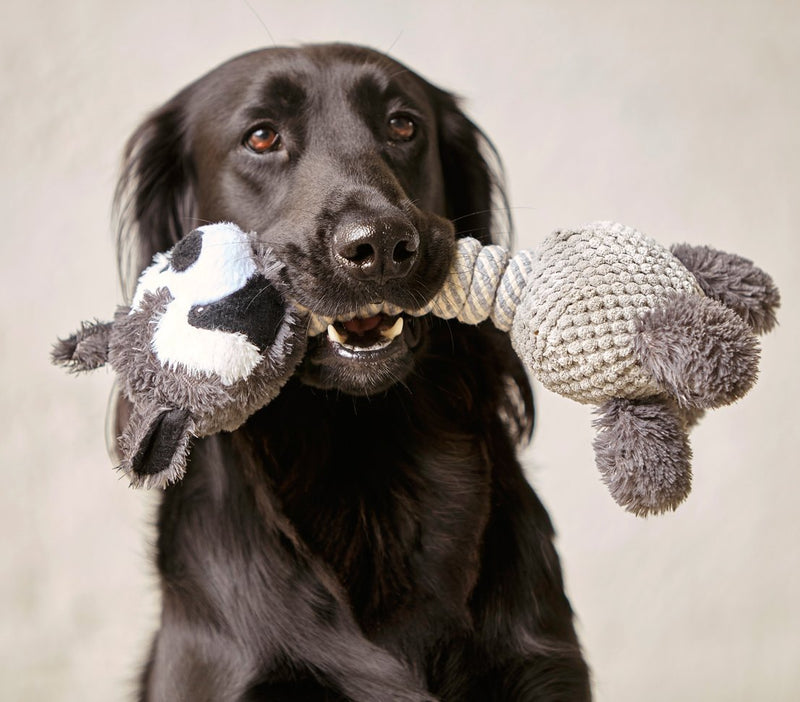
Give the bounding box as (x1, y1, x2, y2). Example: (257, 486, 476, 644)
(387, 115, 416, 142)
(245, 126, 280, 153)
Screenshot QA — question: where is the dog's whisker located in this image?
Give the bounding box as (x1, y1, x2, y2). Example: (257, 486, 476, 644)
(241, 0, 277, 46)
(379, 31, 405, 59)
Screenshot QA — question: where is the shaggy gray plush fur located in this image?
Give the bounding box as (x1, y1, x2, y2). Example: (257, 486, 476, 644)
(671, 244, 780, 334)
(593, 398, 692, 517)
(52, 320, 114, 372)
(633, 292, 761, 409)
(53, 244, 304, 488)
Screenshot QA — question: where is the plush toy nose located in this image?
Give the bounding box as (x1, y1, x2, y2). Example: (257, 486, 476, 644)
(332, 218, 419, 283)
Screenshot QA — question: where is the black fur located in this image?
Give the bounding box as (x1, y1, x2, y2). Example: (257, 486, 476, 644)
(115, 43, 590, 701)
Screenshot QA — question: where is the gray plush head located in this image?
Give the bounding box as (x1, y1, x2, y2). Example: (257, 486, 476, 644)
(53, 223, 306, 488)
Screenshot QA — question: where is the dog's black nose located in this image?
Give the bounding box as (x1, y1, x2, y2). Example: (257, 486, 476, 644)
(332, 218, 419, 282)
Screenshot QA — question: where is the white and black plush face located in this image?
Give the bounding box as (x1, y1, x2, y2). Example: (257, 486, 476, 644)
(119, 44, 507, 397)
(132, 223, 289, 386)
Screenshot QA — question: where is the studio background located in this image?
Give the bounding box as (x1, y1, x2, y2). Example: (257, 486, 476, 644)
(2, 1, 798, 700)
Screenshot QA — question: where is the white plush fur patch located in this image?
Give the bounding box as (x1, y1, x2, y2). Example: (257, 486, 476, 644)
(153, 299, 262, 385)
(132, 223, 264, 384)
(132, 223, 258, 310)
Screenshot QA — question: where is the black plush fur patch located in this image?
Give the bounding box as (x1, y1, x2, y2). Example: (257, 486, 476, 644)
(187, 274, 285, 351)
(170, 229, 203, 271)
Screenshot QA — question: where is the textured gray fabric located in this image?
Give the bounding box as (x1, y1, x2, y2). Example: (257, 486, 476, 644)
(510, 223, 703, 405)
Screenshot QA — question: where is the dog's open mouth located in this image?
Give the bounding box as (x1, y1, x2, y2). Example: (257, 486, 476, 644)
(300, 308, 425, 395)
(325, 313, 405, 356)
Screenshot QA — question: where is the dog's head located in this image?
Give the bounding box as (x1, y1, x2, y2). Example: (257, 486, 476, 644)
(116, 44, 520, 400)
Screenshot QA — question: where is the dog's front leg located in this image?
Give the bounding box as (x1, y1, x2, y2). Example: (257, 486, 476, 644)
(141, 433, 437, 702)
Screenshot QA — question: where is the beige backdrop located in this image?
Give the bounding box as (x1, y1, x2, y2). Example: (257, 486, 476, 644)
(2, 1, 798, 700)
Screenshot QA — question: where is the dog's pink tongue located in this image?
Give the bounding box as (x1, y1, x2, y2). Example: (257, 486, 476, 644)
(343, 315, 382, 334)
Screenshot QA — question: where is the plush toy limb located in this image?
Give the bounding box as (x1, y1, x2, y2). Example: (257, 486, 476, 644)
(118, 401, 194, 488)
(632, 292, 761, 410)
(593, 397, 692, 517)
(52, 320, 113, 371)
(670, 243, 780, 334)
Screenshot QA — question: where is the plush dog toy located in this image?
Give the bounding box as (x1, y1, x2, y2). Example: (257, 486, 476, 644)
(53, 222, 778, 515)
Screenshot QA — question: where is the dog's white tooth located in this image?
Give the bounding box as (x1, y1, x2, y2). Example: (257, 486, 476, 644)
(327, 324, 348, 345)
(381, 317, 404, 340)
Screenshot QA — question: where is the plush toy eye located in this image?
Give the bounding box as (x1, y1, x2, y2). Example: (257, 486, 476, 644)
(244, 125, 281, 153)
(387, 114, 416, 142)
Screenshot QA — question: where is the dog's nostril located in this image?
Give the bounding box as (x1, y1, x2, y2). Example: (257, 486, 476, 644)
(393, 240, 417, 264)
(348, 243, 376, 265)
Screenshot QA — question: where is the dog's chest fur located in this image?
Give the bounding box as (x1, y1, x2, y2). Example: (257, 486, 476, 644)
(253, 375, 492, 634)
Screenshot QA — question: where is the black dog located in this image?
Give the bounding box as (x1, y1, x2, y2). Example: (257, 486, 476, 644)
(115, 43, 591, 701)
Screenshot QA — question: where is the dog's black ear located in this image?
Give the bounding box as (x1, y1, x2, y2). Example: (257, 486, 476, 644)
(112, 94, 197, 458)
(114, 92, 197, 299)
(434, 91, 511, 248)
(434, 89, 533, 442)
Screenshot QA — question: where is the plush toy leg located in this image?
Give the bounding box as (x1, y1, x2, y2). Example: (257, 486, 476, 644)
(670, 244, 780, 334)
(117, 402, 193, 489)
(51, 320, 113, 371)
(593, 397, 692, 517)
(633, 293, 760, 410)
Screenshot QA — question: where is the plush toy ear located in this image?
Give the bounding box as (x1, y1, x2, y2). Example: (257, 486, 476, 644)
(117, 403, 193, 488)
(52, 320, 113, 372)
(670, 243, 780, 334)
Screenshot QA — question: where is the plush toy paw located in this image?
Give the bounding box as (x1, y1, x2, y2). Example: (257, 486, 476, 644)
(632, 292, 761, 410)
(670, 243, 780, 334)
